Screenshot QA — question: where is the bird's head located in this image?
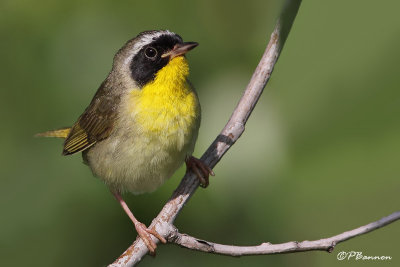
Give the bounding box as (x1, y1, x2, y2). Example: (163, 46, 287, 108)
(112, 30, 198, 89)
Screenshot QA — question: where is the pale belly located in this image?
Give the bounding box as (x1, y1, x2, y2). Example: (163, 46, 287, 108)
(85, 118, 198, 194)
(86, 65, 201, 194)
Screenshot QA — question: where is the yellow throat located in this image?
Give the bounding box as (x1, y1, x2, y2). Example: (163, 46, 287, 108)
(128, 56, 199, 140)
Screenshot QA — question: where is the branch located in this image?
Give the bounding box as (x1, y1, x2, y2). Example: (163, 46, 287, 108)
(168, 211, 400, 256)
(108, 1, 303, 265)
(108, 0, 399, 265)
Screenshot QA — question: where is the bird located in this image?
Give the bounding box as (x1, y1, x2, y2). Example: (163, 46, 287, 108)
(37, 30, 214, 253)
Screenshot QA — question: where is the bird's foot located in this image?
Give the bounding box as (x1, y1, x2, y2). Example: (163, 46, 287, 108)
(185, 156, 215, 188)
(134, 222, 166, 255)
(112, 191, 166, 254)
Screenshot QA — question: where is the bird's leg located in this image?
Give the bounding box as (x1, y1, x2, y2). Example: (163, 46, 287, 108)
(112, 191, 166, 254)
(185, 156, 215, 188)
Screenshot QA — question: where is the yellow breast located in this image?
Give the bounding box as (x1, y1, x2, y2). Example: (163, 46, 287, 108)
(128, 56, 200, 150)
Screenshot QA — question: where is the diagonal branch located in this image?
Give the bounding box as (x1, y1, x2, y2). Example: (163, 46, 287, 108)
(108, 0, 398, 265)
(168, 211, 400, 256)
(109, 1, 304, 265)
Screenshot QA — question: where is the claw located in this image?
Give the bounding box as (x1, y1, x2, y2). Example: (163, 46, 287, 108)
(112, 192, 166, 254)
(185, 156, 214, 188)
(134, 222, 165, 255)
(147, 226, 167, 244)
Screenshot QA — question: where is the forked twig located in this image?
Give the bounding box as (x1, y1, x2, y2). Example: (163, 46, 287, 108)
(109, 1, 398, 266)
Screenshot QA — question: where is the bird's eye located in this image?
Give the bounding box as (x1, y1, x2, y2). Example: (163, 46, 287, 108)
(144, 47, 157, 59)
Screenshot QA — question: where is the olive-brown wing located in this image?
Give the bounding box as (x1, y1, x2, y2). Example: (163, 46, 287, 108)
(63, 87, 120, 155)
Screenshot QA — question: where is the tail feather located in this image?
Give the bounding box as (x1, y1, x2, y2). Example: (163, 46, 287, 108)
(35, 127, 71, 139)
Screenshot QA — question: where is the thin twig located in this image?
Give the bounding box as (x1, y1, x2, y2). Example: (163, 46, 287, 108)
(168, 211, 400, 256)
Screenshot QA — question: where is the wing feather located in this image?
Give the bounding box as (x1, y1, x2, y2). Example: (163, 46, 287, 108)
(63, 82, 121, 155)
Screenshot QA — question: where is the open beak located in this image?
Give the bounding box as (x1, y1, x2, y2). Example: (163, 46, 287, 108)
(161, 42, 199, 59)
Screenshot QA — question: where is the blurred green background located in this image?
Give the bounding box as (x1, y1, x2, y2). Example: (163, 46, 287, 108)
(1, 0, 399, 266)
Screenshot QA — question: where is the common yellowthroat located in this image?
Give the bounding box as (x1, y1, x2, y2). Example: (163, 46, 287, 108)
(37, 30, 214, 253)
